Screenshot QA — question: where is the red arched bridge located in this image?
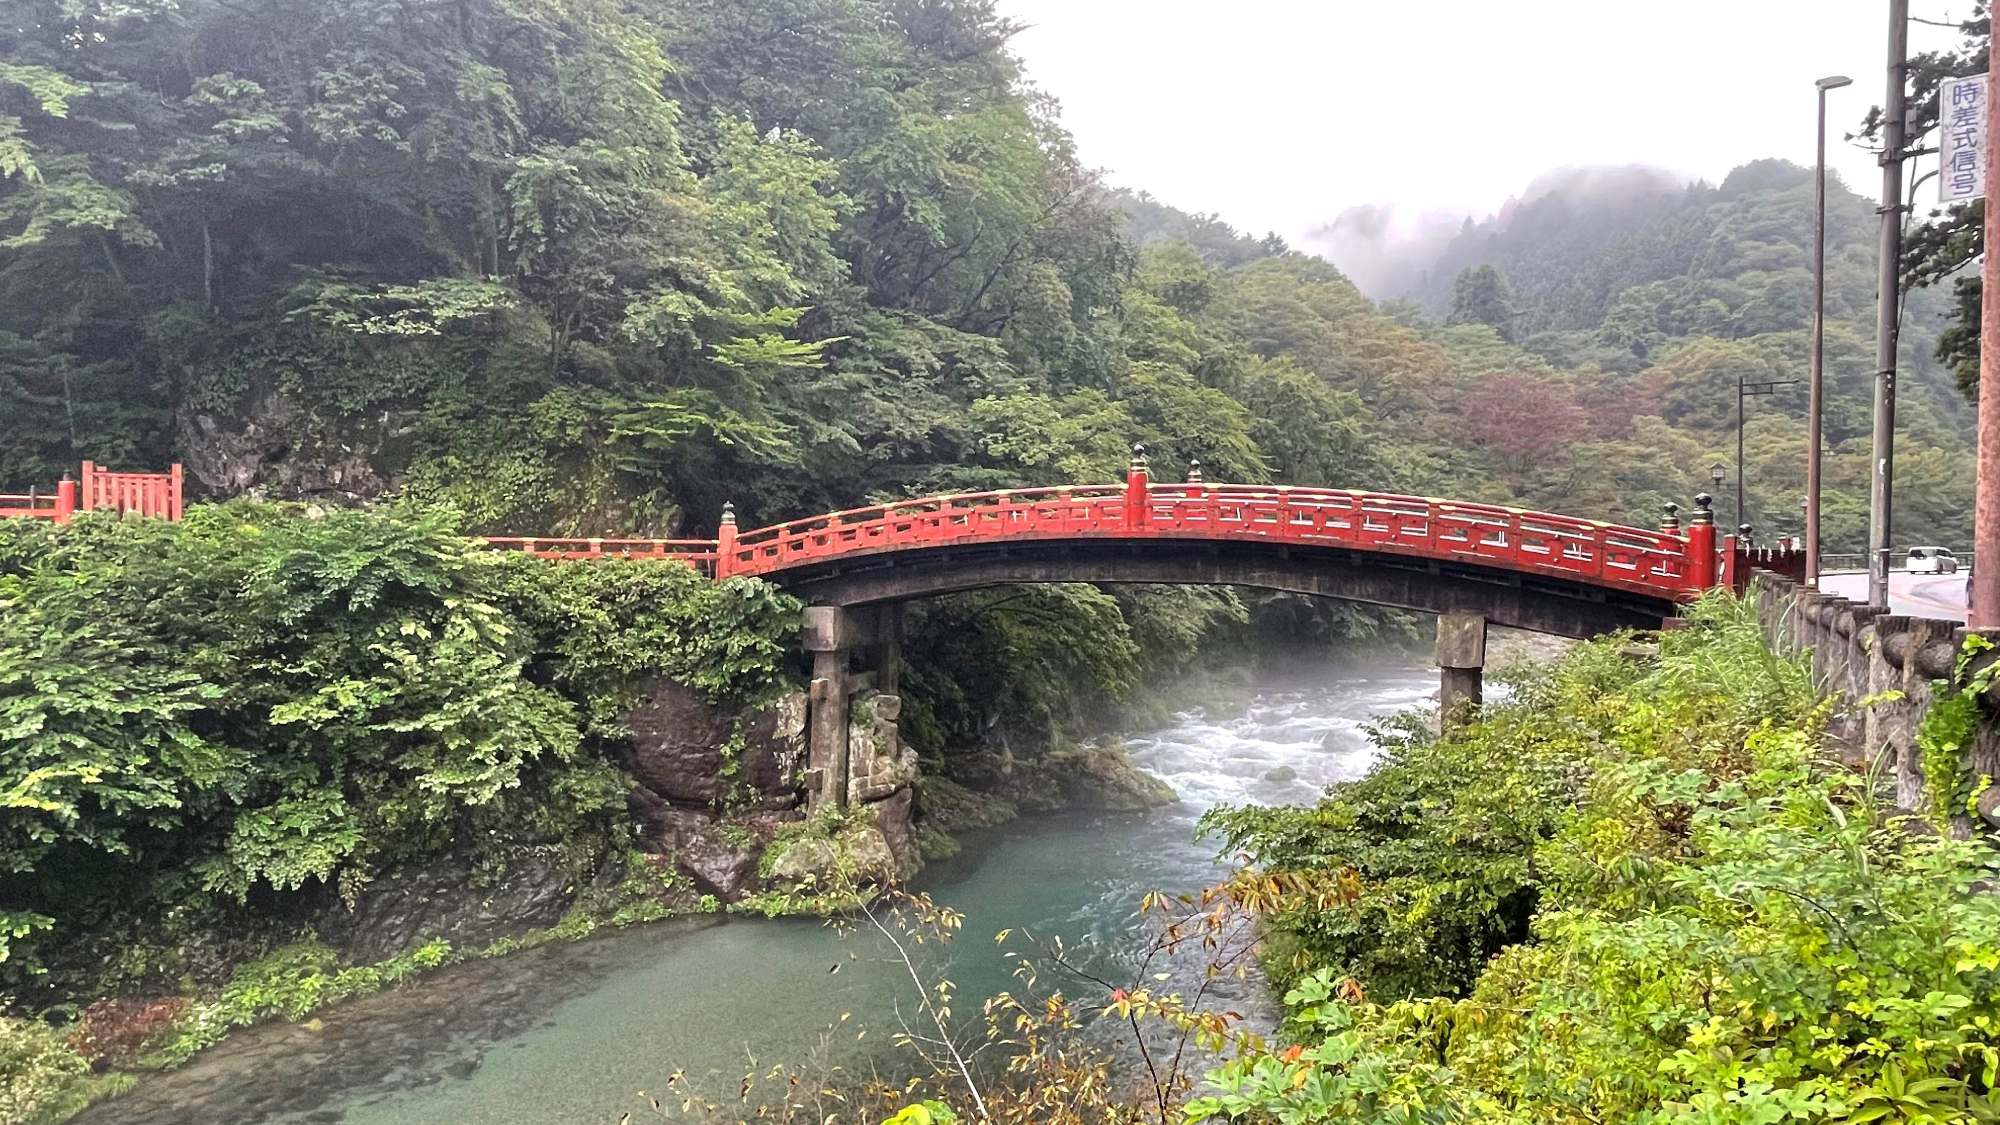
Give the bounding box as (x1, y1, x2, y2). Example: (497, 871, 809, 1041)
(484, 450, 1799, 810)
(4, 452, 1800, 812)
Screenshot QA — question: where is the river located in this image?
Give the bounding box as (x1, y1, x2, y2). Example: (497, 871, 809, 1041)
(79, 659, 1436, 1125)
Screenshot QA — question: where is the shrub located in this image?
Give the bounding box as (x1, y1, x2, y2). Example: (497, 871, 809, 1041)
(0, 502, 799, 985)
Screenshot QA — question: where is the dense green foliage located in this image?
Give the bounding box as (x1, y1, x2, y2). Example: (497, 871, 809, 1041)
(1193, 599, 2000, 1122)
(0, 504, 798, 987)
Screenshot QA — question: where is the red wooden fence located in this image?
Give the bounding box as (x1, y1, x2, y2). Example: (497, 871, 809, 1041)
(0, 462, 183, 524)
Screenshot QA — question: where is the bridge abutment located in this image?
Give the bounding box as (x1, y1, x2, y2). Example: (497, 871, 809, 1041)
(1436, 611, 1487, 727)
(803, 604, 909, 811)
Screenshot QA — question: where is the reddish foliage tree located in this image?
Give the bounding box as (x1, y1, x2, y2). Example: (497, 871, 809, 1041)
(68, 996, 191, 1067)
(1459, 373, 1591, 472)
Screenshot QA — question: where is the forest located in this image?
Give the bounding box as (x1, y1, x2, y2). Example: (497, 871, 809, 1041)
(0, 0, 1976, 550)
(2, 0, 1995, 1122)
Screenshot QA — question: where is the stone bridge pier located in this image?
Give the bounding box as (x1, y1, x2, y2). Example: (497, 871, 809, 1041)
(803, 603, 909, 810)
(1436, 611, 1488, 726)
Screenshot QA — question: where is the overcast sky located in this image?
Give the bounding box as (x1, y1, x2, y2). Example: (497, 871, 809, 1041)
(998, 0, 1971, 271)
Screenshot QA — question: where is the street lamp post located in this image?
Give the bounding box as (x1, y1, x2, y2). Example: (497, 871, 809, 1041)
(1710, 462, 1727, 504)
(1809, 74, 1853, 588)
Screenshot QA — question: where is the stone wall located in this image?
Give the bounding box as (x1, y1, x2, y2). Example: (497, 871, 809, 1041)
(1748, 573, 2000, 833)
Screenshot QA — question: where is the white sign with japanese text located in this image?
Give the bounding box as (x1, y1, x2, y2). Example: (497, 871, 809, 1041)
(1941, 73, 1987, 203)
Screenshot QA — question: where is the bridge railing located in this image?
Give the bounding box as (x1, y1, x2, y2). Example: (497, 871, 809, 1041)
(80, 461, 182, 520)
(1138, 484, 1690, 598)
(710, 478, 1694, 600)
(724, 485, 1133, 577)
(480, 536, 719, 575)
(0, 484, 71, 522)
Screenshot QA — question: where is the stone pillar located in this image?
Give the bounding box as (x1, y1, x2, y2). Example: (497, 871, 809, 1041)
(803, 606, 851, 809)
(876, 602, 904, 699)
(1436, 611, 1487, 727)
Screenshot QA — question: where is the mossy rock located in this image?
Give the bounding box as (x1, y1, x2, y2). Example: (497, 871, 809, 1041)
(1043, 744, 1177, 810)
(916, 776, 1019, 833)
(914, 822, 962, 862)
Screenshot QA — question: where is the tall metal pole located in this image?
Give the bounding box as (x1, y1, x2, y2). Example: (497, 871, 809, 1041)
(1868, 0, 1909, 608)
(1809, 76, 1853, 587)
(1972, 56, 2000, 628)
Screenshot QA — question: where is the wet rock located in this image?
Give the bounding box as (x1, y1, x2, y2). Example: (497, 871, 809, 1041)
(867, 787, 922, 881)
(1044, 744, 1179, 810)
(762, 818, 899, 892)
(316, 849, 577, 964)
(916, 776, 1018, 834)
(625, 682, 807, 810)
(658, 808, 758, 898)
(653, 807, 800, 901)
(1262, 765, 1299, 784)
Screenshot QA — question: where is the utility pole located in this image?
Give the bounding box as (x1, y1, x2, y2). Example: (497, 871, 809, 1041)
(1809, 75, 1854, 588)
(1972, 55, 2000, 628)
(1868, 0, 1909, 609)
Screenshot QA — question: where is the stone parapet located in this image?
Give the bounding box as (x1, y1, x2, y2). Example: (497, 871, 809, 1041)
(1749, 572, 1999, 835)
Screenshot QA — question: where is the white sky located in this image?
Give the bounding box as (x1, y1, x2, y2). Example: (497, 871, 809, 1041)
(999, 0, 1972, 254)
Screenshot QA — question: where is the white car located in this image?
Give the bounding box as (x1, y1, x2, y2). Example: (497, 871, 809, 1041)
(1906, 546, 1959, 574)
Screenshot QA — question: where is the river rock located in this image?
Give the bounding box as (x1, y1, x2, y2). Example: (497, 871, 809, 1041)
(654, 808, 755, 899)
(625, 682, 807, 809)
(916, 776, 1018, 833)
(1262, 765, 1299, 784)
(315, 848, 578, 964)
(1044, 744, 1178, 810)
(868, 787, 921, 881)
(651, 807, 801, 901)
(762, 818, 900, 893)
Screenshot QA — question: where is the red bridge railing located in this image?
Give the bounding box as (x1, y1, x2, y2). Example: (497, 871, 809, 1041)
(0, 462, 182, 523)
(486, 453, 1793, 603)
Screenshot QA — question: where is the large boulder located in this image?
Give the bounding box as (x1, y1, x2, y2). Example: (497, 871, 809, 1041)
(315, 848, 579, 964)
(625, 683, 807, 809)
(1043, 744, 1179, 810)
(650, 806, 802, 902)
(180, 390, 400, 502)
(761, 818, 900, 893)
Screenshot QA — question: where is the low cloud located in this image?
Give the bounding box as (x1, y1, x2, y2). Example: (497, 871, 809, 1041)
(1302, 165, 1693, 301)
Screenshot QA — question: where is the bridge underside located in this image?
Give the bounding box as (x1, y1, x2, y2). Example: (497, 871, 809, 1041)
(776, 538, 1678, 638)
(783, 540, 1678, 810)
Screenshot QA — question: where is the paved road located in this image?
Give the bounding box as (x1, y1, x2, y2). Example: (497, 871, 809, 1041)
(1815, 569, 1969, 621)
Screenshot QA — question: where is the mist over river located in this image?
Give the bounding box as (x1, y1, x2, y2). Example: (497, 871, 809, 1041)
(79, 659, 1437, 1125)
